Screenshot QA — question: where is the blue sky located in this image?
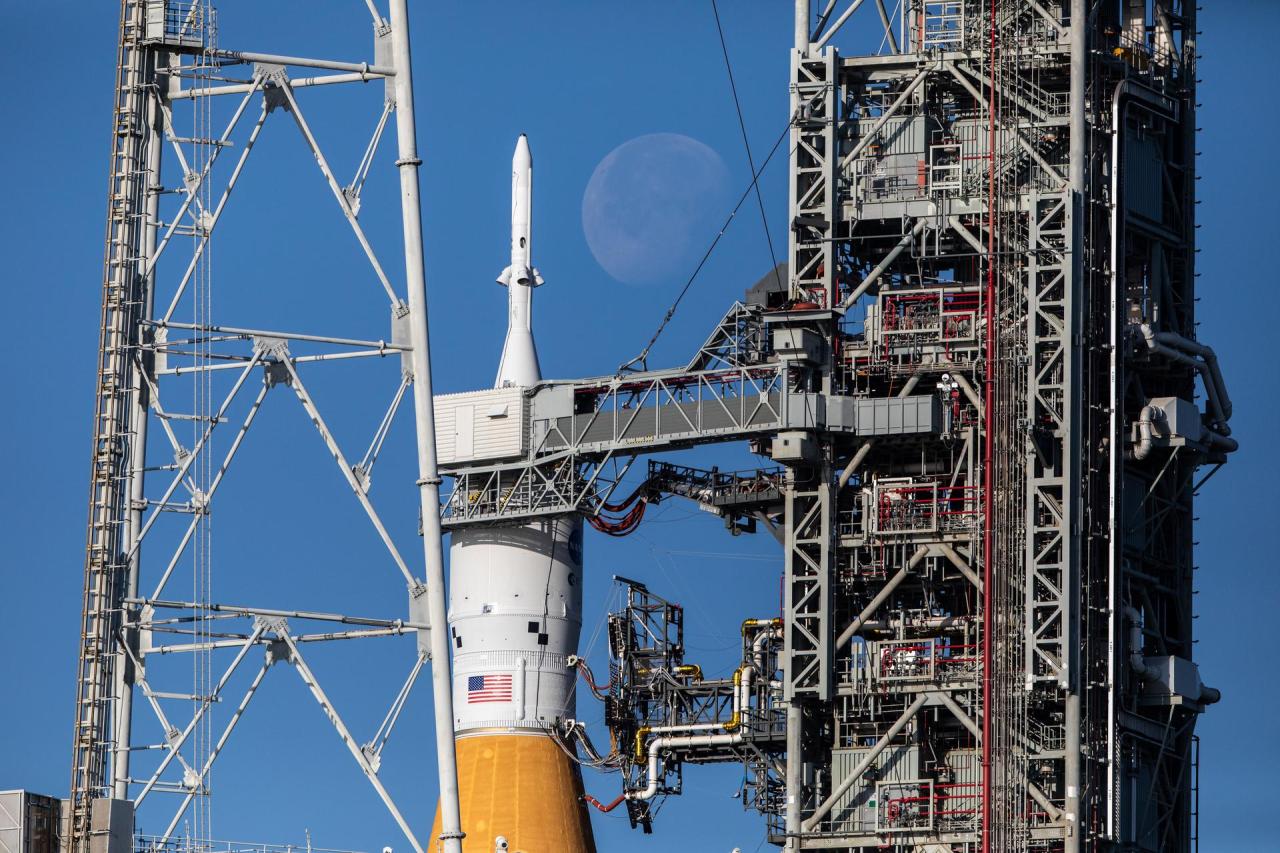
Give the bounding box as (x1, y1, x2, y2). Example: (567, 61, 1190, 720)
(0, 2, 1276, 852)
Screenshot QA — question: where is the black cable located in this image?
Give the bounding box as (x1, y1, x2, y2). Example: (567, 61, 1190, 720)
(710, 0, 782, 291)
(618, 117, 793, 375)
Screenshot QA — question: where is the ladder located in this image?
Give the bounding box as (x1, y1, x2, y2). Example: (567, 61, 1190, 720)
(69, 3, 154, 849)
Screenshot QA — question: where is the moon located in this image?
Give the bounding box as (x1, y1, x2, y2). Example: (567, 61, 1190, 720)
(582, 133, 730, 286)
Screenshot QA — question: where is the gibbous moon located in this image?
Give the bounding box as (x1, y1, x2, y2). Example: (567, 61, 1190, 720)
(582, 133, 730, 286)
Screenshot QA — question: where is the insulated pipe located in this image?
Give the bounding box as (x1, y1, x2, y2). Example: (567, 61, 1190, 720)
(1139, 336, 1230, 435)
(1154, 2, 1176, 63)
(113, 48, 165, 800)
(835, 546, 929, 646)
(752, 625, 782, 670)
(1203, 431, 1238, 453)
(801, 694, 929, 829)
(785, 7, 808, 843)
(1123, 606, 1153, 679)
(855, 615, 971, 633)
(948, 370, 984, 416)
(1128, 405, 1160, 461)
(634, 643, 771, 759)
(628, 731, 745, 802)
(784, 704, 804, 846)
(1125, 608, 1221, 704)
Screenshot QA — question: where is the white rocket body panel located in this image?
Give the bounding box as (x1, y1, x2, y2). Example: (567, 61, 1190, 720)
(449, 517, 583, 734)
(496, 134, 543, 388)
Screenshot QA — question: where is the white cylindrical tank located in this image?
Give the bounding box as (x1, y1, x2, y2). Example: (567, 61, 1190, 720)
(448, 515, 583, 734)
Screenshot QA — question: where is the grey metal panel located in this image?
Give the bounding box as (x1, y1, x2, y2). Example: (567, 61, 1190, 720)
(529, 384, 573, 423)
(853, 116, 927, 157)
(852, 394, 941, 435)
(544, 391, 785, 452)
(829, 745, 919, 834)
(87, 801, 131, 853)
(781, 392, 823, 430)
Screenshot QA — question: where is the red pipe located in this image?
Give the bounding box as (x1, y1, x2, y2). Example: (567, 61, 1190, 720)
(582, 793, 626, 813)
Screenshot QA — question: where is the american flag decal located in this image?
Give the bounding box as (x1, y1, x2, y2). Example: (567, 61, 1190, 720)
(467, 673, 513, 703)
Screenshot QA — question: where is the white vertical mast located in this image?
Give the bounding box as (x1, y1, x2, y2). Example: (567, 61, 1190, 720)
(387, 1, 464, 851)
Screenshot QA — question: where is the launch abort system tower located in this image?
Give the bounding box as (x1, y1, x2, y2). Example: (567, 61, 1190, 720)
(439, 1, 1231, 851)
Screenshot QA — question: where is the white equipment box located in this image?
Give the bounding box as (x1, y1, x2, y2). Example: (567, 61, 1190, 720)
(434, 387, 528, 465)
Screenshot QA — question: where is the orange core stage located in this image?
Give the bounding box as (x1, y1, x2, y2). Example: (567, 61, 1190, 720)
(431, 734, 596, 853)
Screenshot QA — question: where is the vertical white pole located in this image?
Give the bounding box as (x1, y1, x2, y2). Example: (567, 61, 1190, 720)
(1066, 1, 1086, 847)
(386, 2, 464, 851)
(112, 46, 165, 804)
(785, 4, 810, 848)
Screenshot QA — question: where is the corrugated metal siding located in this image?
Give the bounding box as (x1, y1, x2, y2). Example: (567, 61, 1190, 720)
(1125, 133, 1164, 223)
(434, 387, 528, 464)
(854, 116, 927, 157)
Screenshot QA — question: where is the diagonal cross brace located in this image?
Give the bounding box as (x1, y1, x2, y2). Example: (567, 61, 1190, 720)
(278, 629, 426, 853)
(277, 349, 416, 586)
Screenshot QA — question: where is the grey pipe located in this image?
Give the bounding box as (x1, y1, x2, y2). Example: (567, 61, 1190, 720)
(1128, 405, 1160, 461)
(1149, 327, 1233, 420)
(840, 220, 928, 309)
(1138, 325, 1232, 436)
(1123, 606, 1153, 679)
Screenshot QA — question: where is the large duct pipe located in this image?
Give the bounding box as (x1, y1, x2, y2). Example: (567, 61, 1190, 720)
(1139, 324, 1233, 422)
(1127, 405, 1160, 461)
(1123, 606, 1153, 679)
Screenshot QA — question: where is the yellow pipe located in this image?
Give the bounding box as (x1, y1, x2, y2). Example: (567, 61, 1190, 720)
(723, 669, 744, 731)
(631, 631, 777, 761)
(740, 617, 782, 636)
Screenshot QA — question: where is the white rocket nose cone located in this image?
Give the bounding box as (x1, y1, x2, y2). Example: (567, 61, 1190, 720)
(514, 134, 532, 170)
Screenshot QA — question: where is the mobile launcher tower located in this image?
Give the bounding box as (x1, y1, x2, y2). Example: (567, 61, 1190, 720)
(438, 2, 1231, 853)
(68, 3, 1233, 853)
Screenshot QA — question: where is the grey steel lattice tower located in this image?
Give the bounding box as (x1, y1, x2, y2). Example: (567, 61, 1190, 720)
(71, 3, 463, 853)
(437, 2, 1231, 852)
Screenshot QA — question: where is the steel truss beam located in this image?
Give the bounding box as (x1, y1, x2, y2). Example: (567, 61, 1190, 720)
(72, 4, 463, 852)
